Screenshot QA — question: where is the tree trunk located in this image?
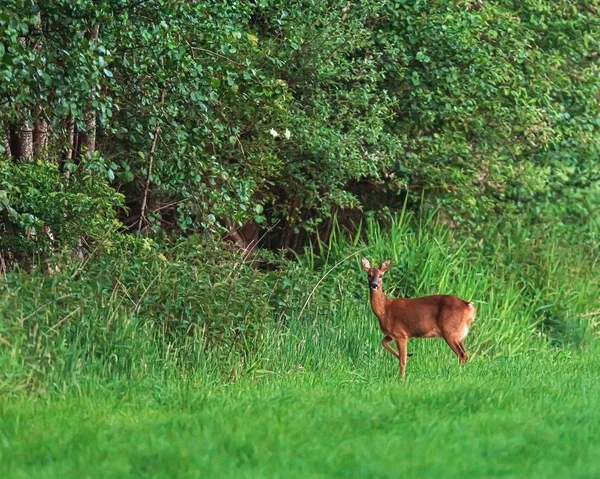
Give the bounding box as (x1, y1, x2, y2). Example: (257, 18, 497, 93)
(14, 35, 33, 160)
(65, 114, 75, 161)
(2, 127, 11, 157)
(81, 113, 96, 154)
(31, 9, 47, 157)
(240, 222, 259, 251)
(33, 117, 48, 154)
(318, 206, 336, 249)
(18, 119, 34, 160)
(291, 211, 309, 252)
(138, 119, 161, 231)
(77, 24, 99, 157)
(281, 199, 300, 249)
(62, 116, 77, 177)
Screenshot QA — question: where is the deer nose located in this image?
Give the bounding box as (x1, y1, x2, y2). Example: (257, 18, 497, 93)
(369, 282, 379, 290)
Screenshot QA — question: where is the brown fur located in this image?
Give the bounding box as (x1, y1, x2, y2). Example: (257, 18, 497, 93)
(361, 258, 476, 378)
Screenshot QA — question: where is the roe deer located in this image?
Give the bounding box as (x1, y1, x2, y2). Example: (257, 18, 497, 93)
(361, 258, 476, 378)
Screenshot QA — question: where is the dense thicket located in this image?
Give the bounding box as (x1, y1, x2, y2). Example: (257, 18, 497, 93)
(1, 0, 600, 259)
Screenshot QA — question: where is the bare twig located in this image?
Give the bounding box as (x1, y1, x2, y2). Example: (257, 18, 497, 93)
(151, 200, 182, 214)
(188, 44, 246, 67)
(49, 307, 81, 332)
(139, 89, 165, 231)
(0, 251, 7, 279)
(71, 226, 115, 279)
(20, 294, 78, 325)
(297, 247, 368, 322)
(116, 278, 136, 307)
(133, 268, 165, 314)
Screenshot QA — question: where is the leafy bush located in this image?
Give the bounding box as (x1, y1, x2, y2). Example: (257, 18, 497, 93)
(2, 1, 599, 246)
(0, 159, 123, 267)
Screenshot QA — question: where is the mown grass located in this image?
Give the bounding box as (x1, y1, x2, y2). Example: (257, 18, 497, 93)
(2, 351, 600, 479)
(1, 213, 599, 477)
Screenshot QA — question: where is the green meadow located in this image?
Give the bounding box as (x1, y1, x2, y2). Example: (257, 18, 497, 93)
(2, 353, 600, 479)
(2, 216, 599, 478)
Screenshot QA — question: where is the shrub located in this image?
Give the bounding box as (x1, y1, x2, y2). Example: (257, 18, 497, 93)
(0, 159, 123, 269)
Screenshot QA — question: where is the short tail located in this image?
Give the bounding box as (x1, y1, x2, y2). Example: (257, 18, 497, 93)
(464, 301, 476, 324)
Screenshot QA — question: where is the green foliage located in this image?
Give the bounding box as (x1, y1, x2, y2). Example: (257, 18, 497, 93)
(0, 159, 123, 264)
(0, 0, 112, 135)
(387, 1, 600, 224)
(98, 0, 402, 231)
(3, 0, 599, 241)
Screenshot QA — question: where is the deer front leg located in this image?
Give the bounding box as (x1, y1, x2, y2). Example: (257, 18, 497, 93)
(382, 335, 399, 359)
(395, 337, 409, 379)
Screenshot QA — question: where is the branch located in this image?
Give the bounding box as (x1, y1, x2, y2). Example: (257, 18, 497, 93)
(296, 247, 368, 322)
(188, 43, 246, 67)
(139, 89, 165, 231)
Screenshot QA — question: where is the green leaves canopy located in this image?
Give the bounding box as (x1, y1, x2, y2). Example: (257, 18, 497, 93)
(1, 0, 599, 242)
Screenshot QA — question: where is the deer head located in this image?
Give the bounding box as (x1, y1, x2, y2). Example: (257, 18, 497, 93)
(361, 258, 391, 290)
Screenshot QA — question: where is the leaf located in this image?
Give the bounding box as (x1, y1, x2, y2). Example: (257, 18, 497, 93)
(411, 71, 421, 86)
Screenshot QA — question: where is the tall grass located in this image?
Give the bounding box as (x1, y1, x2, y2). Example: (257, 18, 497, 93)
(269, 212, 599, 377)
(0, 213, 598, 397)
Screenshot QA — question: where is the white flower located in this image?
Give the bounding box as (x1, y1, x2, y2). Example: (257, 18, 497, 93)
(284, 129, 291, 139)
(269, 128, 279, 138)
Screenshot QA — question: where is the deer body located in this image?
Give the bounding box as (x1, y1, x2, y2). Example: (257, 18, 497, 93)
(362, 258, 476, 378)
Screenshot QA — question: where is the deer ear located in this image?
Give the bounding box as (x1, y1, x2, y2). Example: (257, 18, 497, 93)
(379, 259, 391, 273)
(360, 257, 371, 271)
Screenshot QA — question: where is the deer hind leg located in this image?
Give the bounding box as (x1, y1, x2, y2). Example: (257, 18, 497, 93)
(395, 337, 409, 379)
(458, 341, 469, 363)
(443, 336, 468, 365)
(382, 335, 399, 359)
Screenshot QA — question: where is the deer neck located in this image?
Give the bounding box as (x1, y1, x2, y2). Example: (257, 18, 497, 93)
(369, 287, 389, 319)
